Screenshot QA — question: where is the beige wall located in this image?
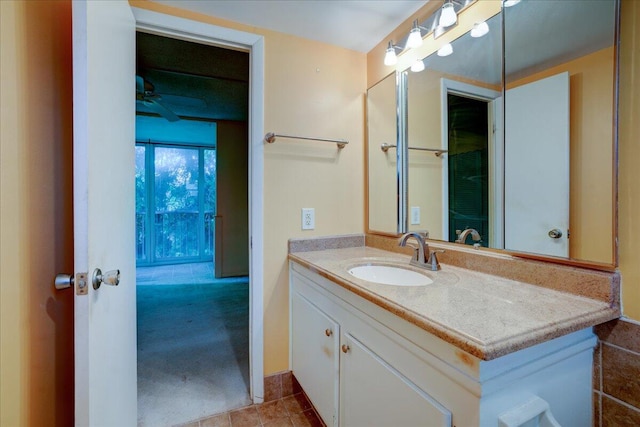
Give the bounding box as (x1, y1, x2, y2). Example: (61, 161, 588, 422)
(508, 48, 616, 264)
(0, 1, 75, 426)
(129, 1, 367, 374)
(619, 0, 640, 321)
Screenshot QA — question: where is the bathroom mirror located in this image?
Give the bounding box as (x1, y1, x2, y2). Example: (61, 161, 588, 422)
(502, 0, 616, 264)
(406, 11, 503, 248)
(368, 0, 618, 265)
(367, 72, 398, 234)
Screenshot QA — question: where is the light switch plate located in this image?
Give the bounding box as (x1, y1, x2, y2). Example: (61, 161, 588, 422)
(302, 208, 315, 230)
(411, 206, 420, 225)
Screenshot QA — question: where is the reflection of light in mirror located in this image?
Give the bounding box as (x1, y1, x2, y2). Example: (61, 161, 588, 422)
(439, 2, 458, 27)
(437, 43, 453, 57)
(503, 0, 521, 7)
(471, 21, 489, 38)
(411, 59, 425, 72)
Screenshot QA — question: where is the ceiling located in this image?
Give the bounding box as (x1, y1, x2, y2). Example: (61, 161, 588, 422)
(136, 32, 249, 122)
(150, 0, 429, 53)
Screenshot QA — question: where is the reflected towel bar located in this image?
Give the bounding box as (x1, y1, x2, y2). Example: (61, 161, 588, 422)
(380, 143, 447, 157)
(265, 132, 348, 149)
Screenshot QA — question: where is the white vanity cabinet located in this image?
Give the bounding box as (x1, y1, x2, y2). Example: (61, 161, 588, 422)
(290, 286, 340, 425)
(289, 261, 597, 427)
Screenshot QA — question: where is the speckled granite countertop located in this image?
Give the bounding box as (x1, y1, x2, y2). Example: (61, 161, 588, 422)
(289, 246, 620, 360)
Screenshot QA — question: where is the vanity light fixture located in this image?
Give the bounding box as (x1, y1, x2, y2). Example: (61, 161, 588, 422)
(439, 1, 458, 28)
(437, 43, 453, 57)
(503, 0, 521, 7)
(406, 20, 427, 49)
(470, 21, 489, 38)
(411, 59, 425, 72)
(384, 41, 402, 66)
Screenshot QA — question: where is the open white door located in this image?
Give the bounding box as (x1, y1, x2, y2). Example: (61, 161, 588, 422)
(72, 1, 137, 425)
(505, 72, 570, 257)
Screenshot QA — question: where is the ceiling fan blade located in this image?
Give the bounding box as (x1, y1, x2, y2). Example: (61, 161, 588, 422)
(136, 75, 145, 94)
(143, 99, 180, 122)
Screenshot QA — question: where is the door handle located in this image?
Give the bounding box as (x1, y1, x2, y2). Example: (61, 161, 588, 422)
(92, 268, 120, 290)
(548, 229, 563, 239)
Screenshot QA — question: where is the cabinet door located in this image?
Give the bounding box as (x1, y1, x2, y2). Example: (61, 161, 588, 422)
(291, 290, 339, 426)
(340, 333, 452, 427)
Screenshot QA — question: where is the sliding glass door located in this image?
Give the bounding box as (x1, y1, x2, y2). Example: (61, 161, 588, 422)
(136, 143, 216, 265)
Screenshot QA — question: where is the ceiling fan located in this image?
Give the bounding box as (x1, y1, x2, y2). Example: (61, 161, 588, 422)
(136, 75, 180, 122)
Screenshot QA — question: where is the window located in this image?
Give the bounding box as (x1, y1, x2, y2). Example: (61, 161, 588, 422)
(136, 143, 217, 265)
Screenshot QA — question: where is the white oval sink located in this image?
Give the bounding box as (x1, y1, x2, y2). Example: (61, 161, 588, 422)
(348, 265, 433, 286)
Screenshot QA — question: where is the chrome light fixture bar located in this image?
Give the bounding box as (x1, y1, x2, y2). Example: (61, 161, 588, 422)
(382, 0, 475, 66)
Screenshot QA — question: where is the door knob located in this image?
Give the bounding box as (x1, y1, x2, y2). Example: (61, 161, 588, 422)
(548, 229, 563, 239)
(92, 268, 120, 290)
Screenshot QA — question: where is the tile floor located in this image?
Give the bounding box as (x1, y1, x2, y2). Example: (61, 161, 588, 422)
(176, 392, 324, 427)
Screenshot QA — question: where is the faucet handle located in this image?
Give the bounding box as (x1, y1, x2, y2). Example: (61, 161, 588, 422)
(428, 249, 445, 271)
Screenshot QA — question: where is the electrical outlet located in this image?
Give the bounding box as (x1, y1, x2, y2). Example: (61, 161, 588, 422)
(411, 206, 420, 225)
(302, 208, 315, 230)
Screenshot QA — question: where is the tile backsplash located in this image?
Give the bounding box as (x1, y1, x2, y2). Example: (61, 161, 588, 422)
(594, 318, 640, 426)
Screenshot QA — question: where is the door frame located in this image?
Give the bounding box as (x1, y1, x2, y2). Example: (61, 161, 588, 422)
(132, 7, 265, 403)
(440, 78, 503, 248)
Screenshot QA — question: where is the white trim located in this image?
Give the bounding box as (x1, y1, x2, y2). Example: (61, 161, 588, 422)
(131, 6, 265, 403)
(439, 78, 502, 246)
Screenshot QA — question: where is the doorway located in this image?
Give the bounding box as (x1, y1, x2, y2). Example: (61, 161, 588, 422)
(135, 30, 251, 426)
(446, 93, 489, 246)
(440, 78, 503, 248)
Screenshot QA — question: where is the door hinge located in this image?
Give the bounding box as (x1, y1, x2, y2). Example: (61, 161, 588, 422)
(76, 272, 89, 295)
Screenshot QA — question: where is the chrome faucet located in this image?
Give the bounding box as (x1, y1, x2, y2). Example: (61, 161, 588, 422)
(455, 228, 482, 246)
(399, 232, 442, 271)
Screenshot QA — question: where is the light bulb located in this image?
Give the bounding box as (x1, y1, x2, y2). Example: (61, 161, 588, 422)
(437, 43, 453, 57)
(406, 27, 423, 49)
(470, 21, 489, 38)
(503, 0, 521, 7)
(384, 46, 398, 66)
(439, 2, 457, 28)
(411, 59, 425, 72)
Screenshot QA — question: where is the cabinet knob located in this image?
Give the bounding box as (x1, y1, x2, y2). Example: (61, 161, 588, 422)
(325, 328, 332, 337)
(341, 344, 350, 354)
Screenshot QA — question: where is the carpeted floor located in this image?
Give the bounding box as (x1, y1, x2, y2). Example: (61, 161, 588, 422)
(136, 267, 251, 427)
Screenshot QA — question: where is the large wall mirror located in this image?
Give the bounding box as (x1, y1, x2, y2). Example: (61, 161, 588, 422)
(367, 72, 398, 233)
(367, 0, 618, 265)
